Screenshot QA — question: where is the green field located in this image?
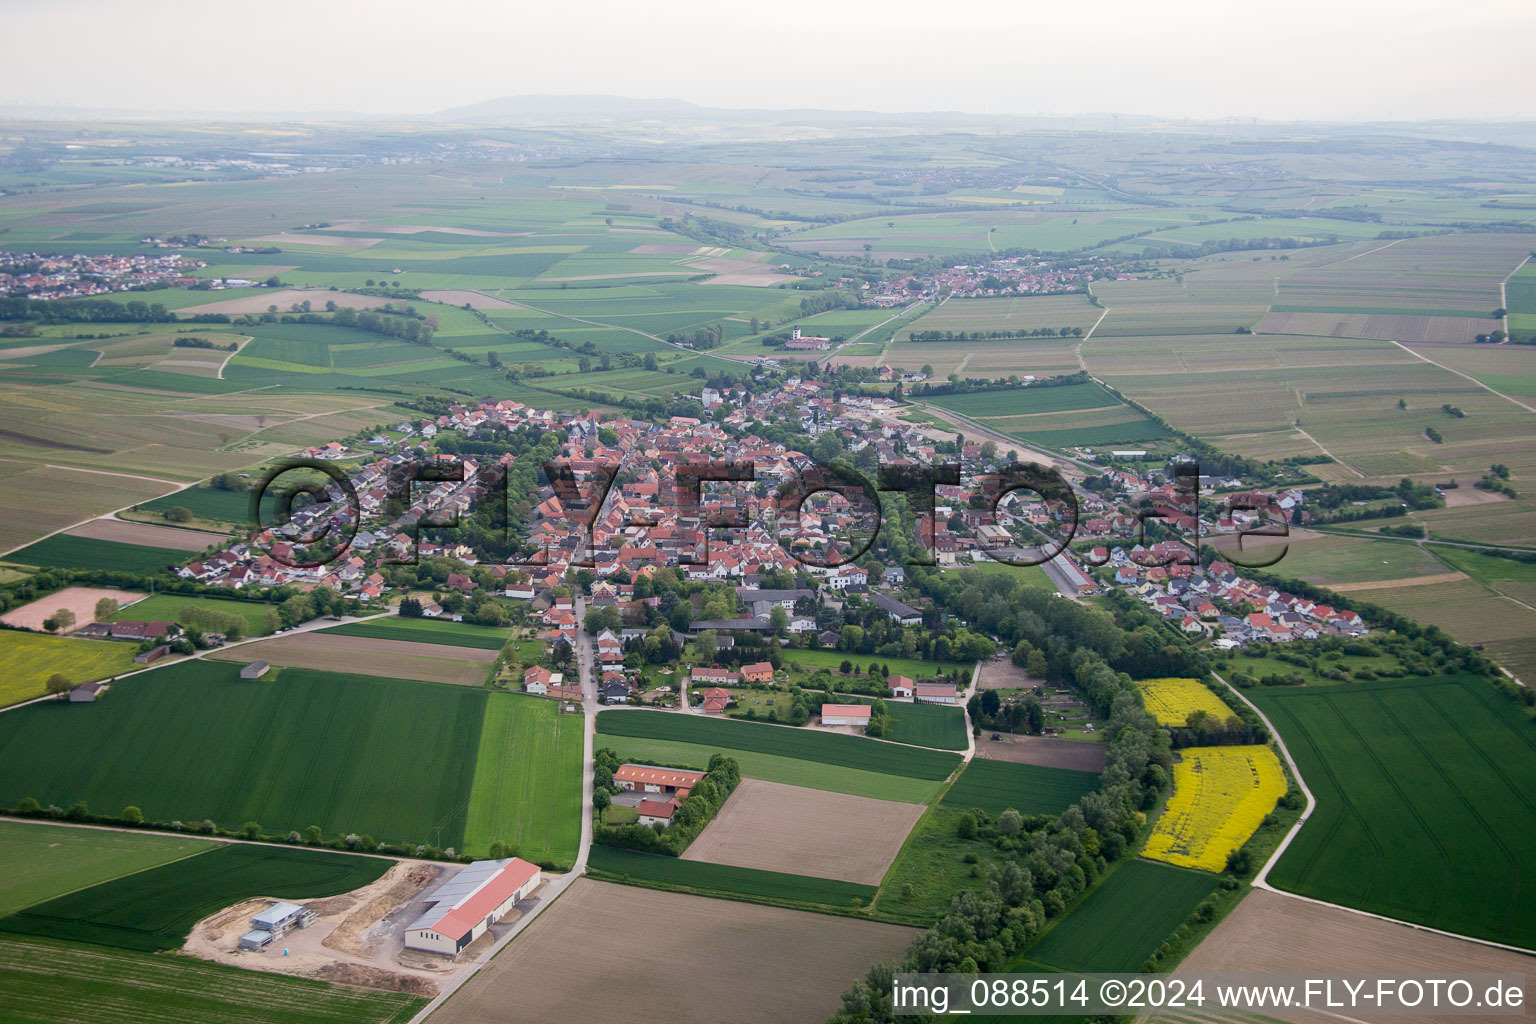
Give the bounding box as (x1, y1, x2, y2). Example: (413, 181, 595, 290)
(599, 735, 942, 804)
(885, 701, 969, 751)
(941, 759, 1101, 817)
(874, 805, 1018, 923)
(587, 845, 877, 909)
(928, 382, 1121, 418)
(1253, 674, 1536, 948)
(462, 693, 583, 866)
(105, 594, 281, 636)
(0, 843, 389, 951)
(0, 935, 425, 1024)
(138, 485, 253, 523)
(0, 661, 484, 848)
(0, 630, 142, 708)
(2, 535, 187, 573)
(320, 616, 510, 650)
(0, 822, 212, 917)
(596, 709, 961, 780)
(782, 647, 971, 680)
(1019, 860, 1219, 972)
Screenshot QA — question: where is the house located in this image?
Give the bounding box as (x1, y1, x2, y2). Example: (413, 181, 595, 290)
(239, 661, 269, 680)
(817, 629, 842, 647)
(636, 798, 680, 828)
(882, 566, 906, 586)
(691, 666, 741, 685)
(600, 680, 630, 704)
(68, 680, 109, 703)
(614, 764, 707, 798)
(523, 665, 562, 695)
(888, 676, 915, 699)
(915, 683, 959, 705)
(820, 704, 872, 728)
(739, 661, 774, 684)
(403, 858, 542, 956)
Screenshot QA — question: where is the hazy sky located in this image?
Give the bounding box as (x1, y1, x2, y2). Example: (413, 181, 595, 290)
(3, 0, 1532, 121)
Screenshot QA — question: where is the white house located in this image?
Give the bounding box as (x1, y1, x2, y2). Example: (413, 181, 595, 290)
(403, 858, 542, 956)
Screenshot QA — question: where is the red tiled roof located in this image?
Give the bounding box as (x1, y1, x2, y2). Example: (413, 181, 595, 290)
(636, 798, 677, 819)
(821, 704, 872, 719)
(615, 764, 707, 789)
(429, 858, 540, 939)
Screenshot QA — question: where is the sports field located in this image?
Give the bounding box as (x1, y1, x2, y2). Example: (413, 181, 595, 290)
(1253, 674, 1536, 949)
(0, 935, 425, 1024)
(940, 758, 1100, 817)
(0, 822, 213, 917)
(589, 845, 878, 908)
(0, 630, 142, 708)
(595, 709, 961, 780)
(0, 843, 389, 951)
(1019, 860, 1219, 972)
(319, 616, 510, 650)
(462, 693, 583, 865)
(0, 661, 485, 848)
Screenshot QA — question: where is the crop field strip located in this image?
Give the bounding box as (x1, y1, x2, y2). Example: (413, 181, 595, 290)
(588, 845, 878, 909)
(1253, 674, 1536, 949)
(0, 822, 214, 917)
(1016, 860, 1220, 972)
(0, 842, 389, 951)
(940, 758, 1101, 817)
(0, 934, 426, 1024)
(1136, 677, 1234, 726)
(462, 693, 583, 865)
(1142, 745, 1287, 872)
(0, 661, 487, 849)
(595, 708, 962, 780)
(318, 617, 510, 649)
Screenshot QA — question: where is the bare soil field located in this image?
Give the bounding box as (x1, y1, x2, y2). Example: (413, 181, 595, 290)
(974, 735, 1108, 773)
(334, 222, 520, 237)
(630, 243, 696, 255)
(185, 859, 446, 996)
(419, 289, 522, 309)
(208, 633, 493, 685)
(65, 517, 227, 551)
(681, 779, 925, 885)
(0, 585, 146, 631)
(1256, 311, 1501, 343)
(172, 290, 401, 315)
(1442, 486, 1515, 507)
(976, 657, 1032, 691)
(1175, 889, 1536, 1024)
(433, 879, 917, 1024)
(1328, 570, 1468, 592)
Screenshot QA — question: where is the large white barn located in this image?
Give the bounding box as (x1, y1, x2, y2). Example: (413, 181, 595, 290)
(403, 857, 542, 956)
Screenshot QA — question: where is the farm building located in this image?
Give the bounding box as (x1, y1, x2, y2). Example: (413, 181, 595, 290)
(888, 675, 915, 699)
(133, 644, 171, 666)
(238, 901, 316, 950)
(68, 680, 109, 703)
(614, 764, 706, 798)
(820, 704, 873, 728)
(239, 661, 269, 680)
(915, 683, 959, 705)
(872, 593, 923, 626)
(109, 621, 176, 641)
(636, 798, 680, 827)
(404, 857, 542, 956)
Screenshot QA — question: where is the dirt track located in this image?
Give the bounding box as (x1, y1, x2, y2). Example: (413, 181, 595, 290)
(1175, 889, 1535, 1024)
(432, 879, 917, 1024)
(681, 778, 924, 885)
(1328, 571, 1468, 592)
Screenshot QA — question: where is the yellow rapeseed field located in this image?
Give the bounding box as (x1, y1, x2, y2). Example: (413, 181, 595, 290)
(1143, 745, 1287, 872)
(1137, 677, 1233, 726)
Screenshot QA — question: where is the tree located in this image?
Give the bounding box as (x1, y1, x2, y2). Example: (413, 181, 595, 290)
(95, 597, 119, 621)
(121, 805, 144, 825)
(242, 821, 262, 840)
(45, 673, 72, 696)
(996, 808, 1023, 836)
(769, 606, 789, 636)
(305, 824, 323, 845)
(53, 608, 76, 633)
(593, 789, 611, 813)
(956, 811, 978, 839)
